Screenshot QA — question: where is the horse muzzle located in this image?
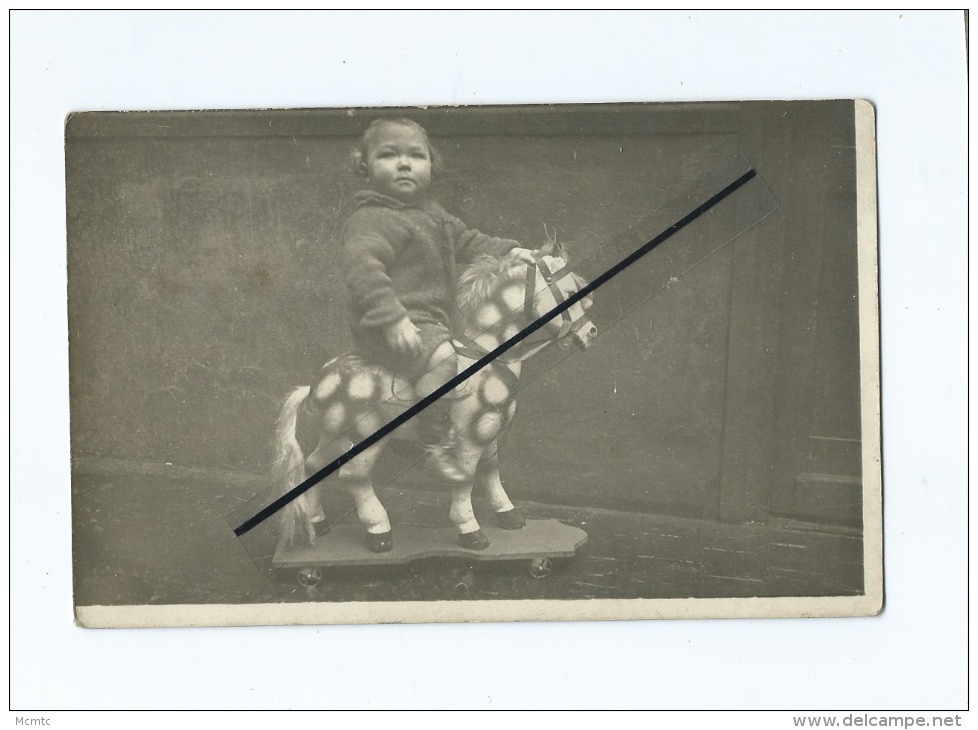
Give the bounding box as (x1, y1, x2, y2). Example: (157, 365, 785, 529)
(568, 320, 598, 351)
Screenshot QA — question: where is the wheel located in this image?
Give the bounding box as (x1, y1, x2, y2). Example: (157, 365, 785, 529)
(455, 566, 476, 593)
(297, 566, 323, 588)
(528, 558, 553, 579)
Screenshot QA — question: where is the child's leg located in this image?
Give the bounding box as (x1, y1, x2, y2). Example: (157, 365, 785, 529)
(351, 321, 461, 463)
(414, 338, 458, 445)
(406, 324, 473, 483)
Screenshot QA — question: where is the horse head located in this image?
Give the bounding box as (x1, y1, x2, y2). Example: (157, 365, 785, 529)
(456, 237, 597, 360)
(525, 225, 597, 350)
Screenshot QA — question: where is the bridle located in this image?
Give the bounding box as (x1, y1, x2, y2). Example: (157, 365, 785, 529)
(455, 254, 589, 364)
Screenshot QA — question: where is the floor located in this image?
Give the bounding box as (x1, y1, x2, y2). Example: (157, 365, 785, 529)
(72, 459, 865, 608)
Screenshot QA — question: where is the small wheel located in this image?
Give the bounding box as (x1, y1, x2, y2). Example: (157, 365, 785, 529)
(455, 569, 476, 593)
(297, 566, 322, 588)
(528, 558, 553, 579)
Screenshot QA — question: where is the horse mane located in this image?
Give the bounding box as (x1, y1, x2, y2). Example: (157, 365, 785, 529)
(456, 253, 524, 320)
(456, 239, 573, 321)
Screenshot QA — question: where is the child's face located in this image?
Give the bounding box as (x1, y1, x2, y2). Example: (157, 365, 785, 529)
(363, 124, 433, 203)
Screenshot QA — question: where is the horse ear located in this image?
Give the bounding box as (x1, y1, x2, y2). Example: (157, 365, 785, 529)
(540, 223, 563, 257)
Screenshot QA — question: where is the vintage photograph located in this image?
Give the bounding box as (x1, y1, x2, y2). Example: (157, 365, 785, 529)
(68, 100, 881, 626)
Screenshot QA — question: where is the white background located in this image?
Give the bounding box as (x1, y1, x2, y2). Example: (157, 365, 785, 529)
(8, 10, 968, 711)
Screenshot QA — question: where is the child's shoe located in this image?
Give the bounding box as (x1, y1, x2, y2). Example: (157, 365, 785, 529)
(424, 432, 469, 483)
(418, 402, 468, 483)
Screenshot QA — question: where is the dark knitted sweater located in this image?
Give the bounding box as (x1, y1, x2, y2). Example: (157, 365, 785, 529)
(341, 190, 519, 333)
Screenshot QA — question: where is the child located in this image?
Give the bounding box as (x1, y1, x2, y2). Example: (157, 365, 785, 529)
(341, 118, 535, 481)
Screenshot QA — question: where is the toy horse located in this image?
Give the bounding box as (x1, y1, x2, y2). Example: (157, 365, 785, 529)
(272, 239, 596, 554)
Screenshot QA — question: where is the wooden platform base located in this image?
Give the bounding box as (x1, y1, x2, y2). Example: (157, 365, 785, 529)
(273, 518, 587, 569)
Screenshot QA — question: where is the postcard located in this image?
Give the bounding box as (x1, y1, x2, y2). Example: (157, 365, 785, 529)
(68, 100, 881, 627)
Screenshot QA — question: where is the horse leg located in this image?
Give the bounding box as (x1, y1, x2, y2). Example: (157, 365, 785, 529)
(296, 489, 326, 527)
(297, 434, 351, 534)
(449, 428, 492, 550)
(477, 445, 526, 530)
(337, 439, 393, 552)
(450, 482, 484, 549)
(292, 390, 358, 538)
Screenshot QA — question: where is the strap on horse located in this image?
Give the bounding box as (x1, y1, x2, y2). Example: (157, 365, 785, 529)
(526, 253, 575, 339)
(453, 340, 521, 398)
(456, 254, 580, 365)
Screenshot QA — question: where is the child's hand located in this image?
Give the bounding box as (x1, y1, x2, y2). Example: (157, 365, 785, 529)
(385, 317, 422, 358)
(509, 247, 536, 265)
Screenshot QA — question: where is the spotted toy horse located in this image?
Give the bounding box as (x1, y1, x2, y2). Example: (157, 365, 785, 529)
(273, 239, 596, 554)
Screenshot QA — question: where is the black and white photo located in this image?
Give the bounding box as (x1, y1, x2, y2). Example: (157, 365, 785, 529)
(68, 100, 881, 626)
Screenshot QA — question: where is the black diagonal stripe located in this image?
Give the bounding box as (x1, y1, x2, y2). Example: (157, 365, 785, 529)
(233, 168, 757, 537)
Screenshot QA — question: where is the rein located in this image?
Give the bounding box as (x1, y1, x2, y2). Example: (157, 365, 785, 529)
(385, 257, 575, 404)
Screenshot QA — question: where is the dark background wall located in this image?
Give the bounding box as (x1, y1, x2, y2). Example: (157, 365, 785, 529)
(67, 102, 861, 525)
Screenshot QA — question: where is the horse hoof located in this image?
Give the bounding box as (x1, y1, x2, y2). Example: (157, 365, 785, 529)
(366, 531, 393, 553)
(458, 529, 490, 551)
(496, 508, 526, 530)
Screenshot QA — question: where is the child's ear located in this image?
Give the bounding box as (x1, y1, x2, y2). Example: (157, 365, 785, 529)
(426, 140, 442, 174)
(349, 149, 369, 177)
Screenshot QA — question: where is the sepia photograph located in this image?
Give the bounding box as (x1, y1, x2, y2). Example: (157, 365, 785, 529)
(11, 6, 967, 716)
(68, 100, 881, 627)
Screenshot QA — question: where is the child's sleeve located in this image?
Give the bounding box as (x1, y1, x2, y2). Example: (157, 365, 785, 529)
(341, 209, 409, 330)
(448, 215, 520, 265)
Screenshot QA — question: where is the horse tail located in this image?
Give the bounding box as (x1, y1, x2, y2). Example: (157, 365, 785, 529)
(273, 385, 315, 552)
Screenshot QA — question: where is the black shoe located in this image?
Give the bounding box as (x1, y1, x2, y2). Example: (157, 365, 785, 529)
(425, 442, 469, 483)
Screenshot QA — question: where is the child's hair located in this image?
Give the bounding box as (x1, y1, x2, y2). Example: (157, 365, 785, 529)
(349, 118, 442, 176)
